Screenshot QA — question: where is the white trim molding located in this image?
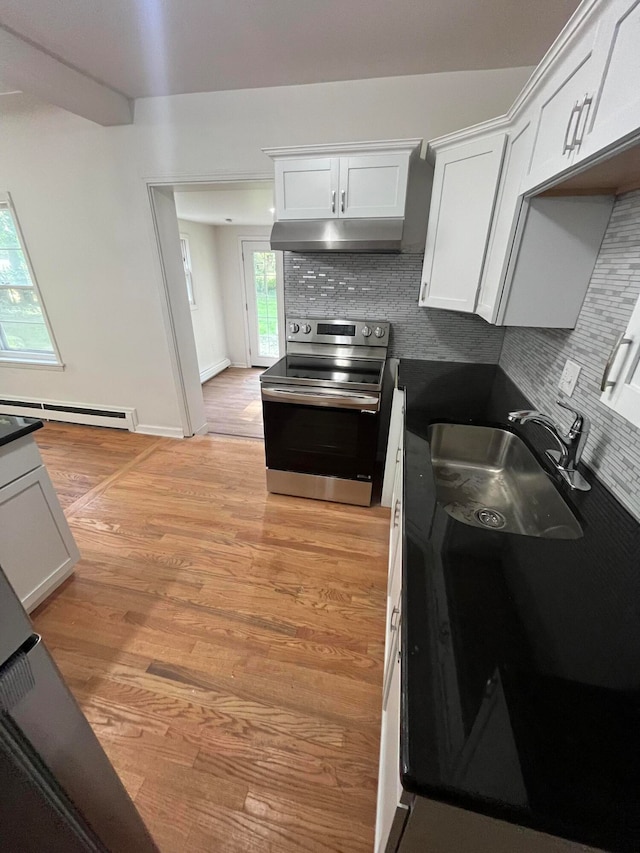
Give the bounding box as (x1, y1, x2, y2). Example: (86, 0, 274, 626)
(135, 424, 184, 438)
(200, 357, 230, 384)
(263, 138, 423, 159)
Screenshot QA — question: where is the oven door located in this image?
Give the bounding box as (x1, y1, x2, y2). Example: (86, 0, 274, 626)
(262, 386, 380, 482)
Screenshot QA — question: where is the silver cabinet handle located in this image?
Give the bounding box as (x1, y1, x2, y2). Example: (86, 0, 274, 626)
(390, 606, 400, 632)
(573, 93, 593, 150)
(419, 281, 428, 303)
(563, 101, 582, 154)
(340, 190, 345, 213)
(601, 332, 633, 391)
(331, 190, 336, 214)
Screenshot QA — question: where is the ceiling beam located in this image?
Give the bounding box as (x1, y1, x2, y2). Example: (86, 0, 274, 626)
(0, 25, 132, 125)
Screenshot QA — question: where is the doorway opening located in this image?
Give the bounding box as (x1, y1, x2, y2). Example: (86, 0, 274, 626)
(149, 179, 284, 440)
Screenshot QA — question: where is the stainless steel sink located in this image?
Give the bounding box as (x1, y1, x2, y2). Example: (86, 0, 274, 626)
(428, 423, 583, 540)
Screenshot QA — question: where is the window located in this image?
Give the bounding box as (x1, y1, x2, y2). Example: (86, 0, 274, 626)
(179, 235, 195, 306)
(0, 193, 59, 364)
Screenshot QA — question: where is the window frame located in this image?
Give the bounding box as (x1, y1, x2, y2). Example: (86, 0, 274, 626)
(179, 234, 196, 309)
(0, 191, 63, 368)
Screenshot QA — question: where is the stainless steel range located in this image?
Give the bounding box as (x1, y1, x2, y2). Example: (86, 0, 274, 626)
(260, 317, 390, 506)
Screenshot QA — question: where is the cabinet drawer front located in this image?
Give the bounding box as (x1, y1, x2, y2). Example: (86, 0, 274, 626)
(275, 158, 339, 220)
(582, 0, 640, 160)
(340, 154, 409, 219)
(420, 135, 506, 313)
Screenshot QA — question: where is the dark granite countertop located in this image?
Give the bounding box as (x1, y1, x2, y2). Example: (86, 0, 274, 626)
(399, 359, 640, 853)
(0, 415, 43, 448)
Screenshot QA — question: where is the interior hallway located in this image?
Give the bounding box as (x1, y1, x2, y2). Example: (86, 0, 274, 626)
(32, 421, 389, 853)
(202, 367, 264, 439)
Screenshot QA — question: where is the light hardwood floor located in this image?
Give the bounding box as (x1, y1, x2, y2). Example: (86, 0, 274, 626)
(32, 422, 390, 853)
(203, 367, 264, 439)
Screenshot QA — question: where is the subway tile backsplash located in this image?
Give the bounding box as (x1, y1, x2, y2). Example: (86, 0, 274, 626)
(283, 252, 505, 362)
(500, 189, 640, 522)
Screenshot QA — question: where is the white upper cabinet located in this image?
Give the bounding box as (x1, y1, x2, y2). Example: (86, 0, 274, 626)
(580, 0, 640, 161)
(523, 24, 599, 193)
(274, 157, 340, 220)
(419, 133, 506, 313)
(476, 121, 533, 323)
(266, 140, 422, 222)
(339, 154, 409, 219)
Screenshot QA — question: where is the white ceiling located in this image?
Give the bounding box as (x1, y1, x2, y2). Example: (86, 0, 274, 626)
(0, 0, 580, 98)
(174, 183, 275, 226)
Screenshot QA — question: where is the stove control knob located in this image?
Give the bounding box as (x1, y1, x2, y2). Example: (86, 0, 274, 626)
(374, 326, 386, 338)
(361, 325, 372, 337)
(289, 322, 300, 334)
(301, 323, 312, 334)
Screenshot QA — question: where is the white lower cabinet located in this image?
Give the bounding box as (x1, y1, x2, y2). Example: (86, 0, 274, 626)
(376, 392, 407, 853)
(382, 388, 406, 508)
(0, 436, 79, 612)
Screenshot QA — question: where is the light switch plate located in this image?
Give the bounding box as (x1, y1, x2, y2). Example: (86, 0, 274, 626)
(559, 359, 581, 396)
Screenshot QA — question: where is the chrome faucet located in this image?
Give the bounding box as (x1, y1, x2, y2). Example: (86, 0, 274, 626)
(508, 400, 591, 491)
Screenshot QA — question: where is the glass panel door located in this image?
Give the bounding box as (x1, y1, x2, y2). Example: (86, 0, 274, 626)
(241, 241, 284, 367)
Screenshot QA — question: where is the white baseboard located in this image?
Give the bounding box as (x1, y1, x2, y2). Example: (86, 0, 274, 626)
(231, 361, 251, 368)
(194, 422, 210, 435)
(135, 424, 184, 438)
(200, 357, 231, 383)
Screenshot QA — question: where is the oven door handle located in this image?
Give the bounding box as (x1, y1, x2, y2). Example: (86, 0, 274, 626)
(261, 387, 380, 412)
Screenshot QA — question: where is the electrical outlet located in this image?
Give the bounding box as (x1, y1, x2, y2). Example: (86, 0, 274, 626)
(558, 359, 581, 397)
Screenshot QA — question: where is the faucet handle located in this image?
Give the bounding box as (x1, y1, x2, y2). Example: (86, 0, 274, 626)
(556, 399, 590, 434)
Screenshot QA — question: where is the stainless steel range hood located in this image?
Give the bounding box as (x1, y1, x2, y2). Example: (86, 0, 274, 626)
(270, 218, 405, 253)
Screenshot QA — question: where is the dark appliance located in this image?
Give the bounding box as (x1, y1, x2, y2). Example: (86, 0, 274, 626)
(260, 317, 390, 506)
(0, 563, 159, 853)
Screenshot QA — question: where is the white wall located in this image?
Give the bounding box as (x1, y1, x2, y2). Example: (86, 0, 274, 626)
(177, 219, 229, 378)
(0, 97, 182, 434)
(0, 67, 532, 431)
(214, 225, 273, 366)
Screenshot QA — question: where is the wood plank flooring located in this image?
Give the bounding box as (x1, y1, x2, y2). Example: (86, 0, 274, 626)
(33, 422, 390, 852)
(202, 367, 264, 439)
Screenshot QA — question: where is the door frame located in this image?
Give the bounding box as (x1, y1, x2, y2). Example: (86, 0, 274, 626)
(145, 172, 272, 437)
(238, 239, 285, 367)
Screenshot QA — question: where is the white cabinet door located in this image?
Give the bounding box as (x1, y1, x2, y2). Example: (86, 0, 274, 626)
(381, 388, 405, 508)
(0, 466, 80, 612)
(339, 154, 409, 218)
(419, 135, 506, 313)
(581, 0, 640, 161)
(476, 121, 533, 324)
(375, 590, 405, 853)
(274, 158, 339, 220)
(524, 30, 598, 192)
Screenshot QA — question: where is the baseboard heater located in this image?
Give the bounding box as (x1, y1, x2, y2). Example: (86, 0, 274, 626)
(0, 398, 137, 431)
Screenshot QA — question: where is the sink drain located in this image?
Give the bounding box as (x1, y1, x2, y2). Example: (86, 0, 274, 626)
(475, 508, 507, 529)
